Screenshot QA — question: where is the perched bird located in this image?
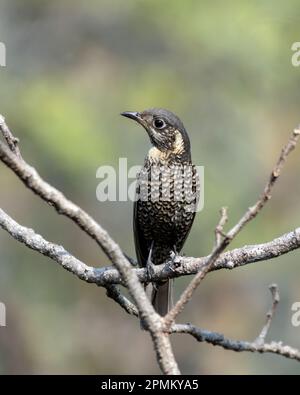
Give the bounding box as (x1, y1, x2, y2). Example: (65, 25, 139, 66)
(121, 108, 199, 315)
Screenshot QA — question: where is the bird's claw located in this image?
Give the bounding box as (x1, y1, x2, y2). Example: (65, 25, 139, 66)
(169, 248, 181, 270)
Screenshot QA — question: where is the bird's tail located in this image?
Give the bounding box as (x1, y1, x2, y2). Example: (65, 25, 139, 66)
(151, 279, 173, 316)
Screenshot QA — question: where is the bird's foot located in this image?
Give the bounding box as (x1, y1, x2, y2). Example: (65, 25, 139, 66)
(169, 249, 182, 271)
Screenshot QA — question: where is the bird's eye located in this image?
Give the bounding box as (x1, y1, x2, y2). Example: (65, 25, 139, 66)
(153, 118, 166, 129)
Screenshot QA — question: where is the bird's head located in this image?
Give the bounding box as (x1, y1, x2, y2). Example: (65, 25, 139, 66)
(121, 108, 191, 162)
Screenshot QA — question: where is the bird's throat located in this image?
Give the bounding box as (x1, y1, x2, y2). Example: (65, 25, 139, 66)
(147, 131, 187, 163)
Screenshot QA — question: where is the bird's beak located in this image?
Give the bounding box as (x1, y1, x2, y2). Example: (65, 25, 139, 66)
(121, 111, 142, 124)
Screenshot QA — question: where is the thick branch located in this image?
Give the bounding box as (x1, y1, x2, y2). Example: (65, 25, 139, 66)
(0, 208, 139, 316)
(1, 207, 299, 289)
(99, 227, 300, 284)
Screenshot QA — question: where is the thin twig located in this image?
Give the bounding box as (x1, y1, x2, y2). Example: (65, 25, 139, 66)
(254, 284, 280, 346)
(164, 127, 300, 328)
(214, 207, 228, 247)
(106, 285, 139, 317)
(227, 126, 300, 238)
(0, 114, 22, 158)
(170, 283, 298, 363)
(171, 324, 300, 362)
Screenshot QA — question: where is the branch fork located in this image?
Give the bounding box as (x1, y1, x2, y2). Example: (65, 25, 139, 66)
(0, 114, 300, 374)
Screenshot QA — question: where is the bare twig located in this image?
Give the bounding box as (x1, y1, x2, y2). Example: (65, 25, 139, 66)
(0, 114, 22, 158)
(106, 285, 139, 317)
(164, 127, 300, 327)
(171, 324, 300, 362)
(254, 284, 280, 346)
(214, 207, 228, 247)
(170, 283, 299, 363)
(227, 127, 300, 238)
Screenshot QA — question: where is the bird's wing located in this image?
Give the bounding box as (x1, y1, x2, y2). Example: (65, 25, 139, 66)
(173, 163, 200, 252)
(175, 210, 196, 252)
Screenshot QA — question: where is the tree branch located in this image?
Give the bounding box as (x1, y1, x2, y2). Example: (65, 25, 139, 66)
(171, 285, 300, 363)
(1, 206, 299, 289)
(171, 324, 300, 362)
(1, 208, 298, 364)
(106, 285, 139, 317)
(0, 115, 22, 158)
(0, 208, 139, 317)
(214, 207, 228, 248)
(0, 116, 180, 375)
(1, 114, 300, 373)
(254, 284, 279, 346)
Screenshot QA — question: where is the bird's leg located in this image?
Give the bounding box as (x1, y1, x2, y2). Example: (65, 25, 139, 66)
(146, 241, 157, 287)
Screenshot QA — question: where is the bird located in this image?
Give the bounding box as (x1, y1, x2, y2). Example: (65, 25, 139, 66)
(121, 108, 200, 316)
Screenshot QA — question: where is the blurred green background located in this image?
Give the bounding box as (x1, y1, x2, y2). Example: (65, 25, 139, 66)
(0, 0, 300, 374)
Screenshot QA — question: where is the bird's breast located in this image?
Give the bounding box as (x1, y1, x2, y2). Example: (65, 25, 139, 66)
(135, 160, 199, 236)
